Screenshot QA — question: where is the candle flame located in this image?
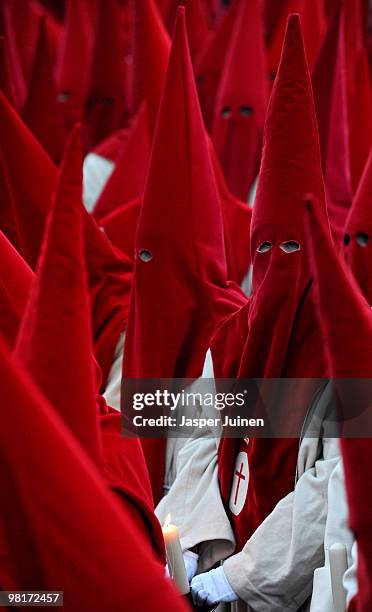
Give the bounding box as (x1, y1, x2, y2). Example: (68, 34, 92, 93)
(164, 513, 171, 528)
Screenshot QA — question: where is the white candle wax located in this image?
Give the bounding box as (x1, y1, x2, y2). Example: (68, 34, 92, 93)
(329, 543, 348, 612)
(162, 522, 190, 595)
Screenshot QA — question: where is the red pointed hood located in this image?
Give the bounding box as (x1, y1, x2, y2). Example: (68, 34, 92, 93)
(211, 0, 268, 200)
(84, 0, 126, 149)
(343, 148, 372, 304)
(251, 14, 326, 295)
(14, 126, 101, 464)
(312, 1, 353, 241)
(123, 7, 245, 502)
(305, 196, 372, 611)
(0, 90, 57, 268)
(0, 93, 132, 387)
(0, 339, 188, 611)
(0, 36, 16, 106)
(131, 0, 170, 134)
(212, 10, 329, 382)
(305, 194, 372, 377)
(0, 230, 33, 347)
(124, 6, 239, 379)
(56, 0, 98, 132)
(22, 15, 65, 164)
(194, 0, 240, 130)
(213, 16, 330, 548)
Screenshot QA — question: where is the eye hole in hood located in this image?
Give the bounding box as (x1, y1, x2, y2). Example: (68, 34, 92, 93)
(344, 233, 351, 246)
(356, 232, 369, 247)
(257, 241, 272, 253)
(279, 240, 301, 253)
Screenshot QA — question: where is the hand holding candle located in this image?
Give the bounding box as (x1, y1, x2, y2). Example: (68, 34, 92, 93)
(162, 515, 190, 595)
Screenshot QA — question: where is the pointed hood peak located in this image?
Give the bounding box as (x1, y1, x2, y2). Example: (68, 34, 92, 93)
(342, 148, 372, 303)
(305, 193, 372, 378)
(136, 3, 226, 284)
(14, 126, 101, 463)
(252, 12, 326, 256)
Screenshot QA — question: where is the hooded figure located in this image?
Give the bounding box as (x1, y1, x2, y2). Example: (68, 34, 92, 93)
(123, 7, 246, 504)
(157, 15, 339, 610)
(343, 148, 372, 305)
(14, 126, 165, 561)
(0, 338, 188, 612)
(0, 91, 132, 389)
(210, 0, 268, 201)
(305, 197, 372, 612)
(214, 11, 329, 544)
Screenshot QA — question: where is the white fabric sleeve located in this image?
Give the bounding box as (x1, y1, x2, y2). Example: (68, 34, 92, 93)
(156, 428, 235, 573)
(156, 350, 235, 573)
(102, 332, 125, 411)
(223, 437, 340, 612)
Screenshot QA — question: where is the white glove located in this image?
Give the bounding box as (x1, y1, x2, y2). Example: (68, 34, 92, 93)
(183, 550, 199, 581)
(191, 566, 238, 607)
(165, 550, 199, 582)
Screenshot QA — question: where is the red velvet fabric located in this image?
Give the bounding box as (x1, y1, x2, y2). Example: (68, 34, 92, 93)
(100, 197, 141, 261)
(100, 411, 166, 563)
(312, 3, 353, 243)
(93, 105, 151, 221)
(130, 0, 170, 131)
(343, 0, 366, 191)
(209, 143, 252, 284)
(2, 0, 38, 107)
(195, 0, 240, 131)
(14, 126, 102, 464)
(0, 339, 188, 611)
(268, 0, 326, 79)
(343, 148, 372, 304)
(83, 0, 127, 150)
(123, 8, 245, 503)
(56, 0, 98, 133)
(349, 46, 372, 194)
(22, 16, 65, 164)
(211, 0, 268, 200)
(305, 197, 372, 612)
(213, 14, 330, 551)
(0, 37, 16, 107)
(0, 94, 132, 387)
(0, 230, 33, 347)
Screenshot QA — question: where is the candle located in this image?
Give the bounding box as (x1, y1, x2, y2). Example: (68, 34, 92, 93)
(329, 543, 348, 612)
(162, 515, 190, 595)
